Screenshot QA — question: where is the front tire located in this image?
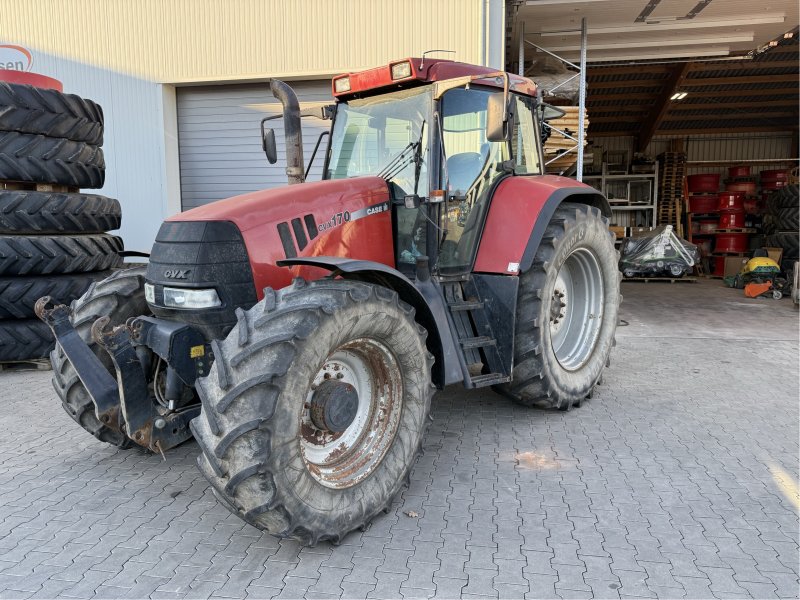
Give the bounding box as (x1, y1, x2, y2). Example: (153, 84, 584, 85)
(192, 279, 434, 545)
(51, 267, 148, 448)
(498, 203, 620, 409)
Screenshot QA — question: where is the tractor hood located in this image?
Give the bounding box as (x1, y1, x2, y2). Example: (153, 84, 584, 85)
(167, 176, 395, 297)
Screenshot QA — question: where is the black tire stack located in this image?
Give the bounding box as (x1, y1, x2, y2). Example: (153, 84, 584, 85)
(0, 81, 122, 363)
(763, 184, 799, 271)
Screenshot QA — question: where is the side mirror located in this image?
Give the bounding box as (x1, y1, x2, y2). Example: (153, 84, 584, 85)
(262, 128, 277, 164)
(486, 92, 509, 142)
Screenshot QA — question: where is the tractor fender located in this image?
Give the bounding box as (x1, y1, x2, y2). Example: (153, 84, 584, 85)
(276, 256, 462, 388)
(474, 176, 610, 275)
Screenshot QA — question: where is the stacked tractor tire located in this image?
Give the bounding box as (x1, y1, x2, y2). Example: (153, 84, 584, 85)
(763, 183, 799, 271)
(0, 77, 122, 364)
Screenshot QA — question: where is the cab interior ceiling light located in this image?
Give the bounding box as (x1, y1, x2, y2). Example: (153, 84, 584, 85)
(670, 92, 688, 101)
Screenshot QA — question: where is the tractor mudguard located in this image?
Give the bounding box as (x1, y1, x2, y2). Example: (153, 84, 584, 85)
(277, 256, 462, 387)
(474, 176, 611, 275)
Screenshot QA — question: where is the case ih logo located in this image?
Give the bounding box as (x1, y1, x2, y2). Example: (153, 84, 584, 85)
(164, 269, 190, 279)
(0, 45, 33, 71)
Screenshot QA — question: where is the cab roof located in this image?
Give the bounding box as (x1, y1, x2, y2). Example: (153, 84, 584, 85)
(332, 58, 537, 100)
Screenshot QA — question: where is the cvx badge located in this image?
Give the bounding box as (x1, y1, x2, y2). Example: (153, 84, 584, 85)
(164, 269, 190, 280)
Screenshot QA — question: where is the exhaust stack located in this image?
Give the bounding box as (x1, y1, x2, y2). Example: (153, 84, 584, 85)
(271, 79, 305, 185)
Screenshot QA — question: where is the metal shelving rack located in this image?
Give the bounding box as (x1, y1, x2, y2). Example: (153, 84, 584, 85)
(584, 163, 659, 229)
(518, 18, 587, 181)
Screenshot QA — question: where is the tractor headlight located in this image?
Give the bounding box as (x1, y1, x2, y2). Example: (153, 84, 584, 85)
(391, 61, 412, 80)
(144, 283, 155, 304)
(334, 76, 351, 93)
(162, 287, 222, 309)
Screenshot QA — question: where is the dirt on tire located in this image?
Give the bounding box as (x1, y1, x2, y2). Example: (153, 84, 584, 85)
(50, 267, 149, 449)
(192, 278, 434, 545)
(495, 202, 620, 409)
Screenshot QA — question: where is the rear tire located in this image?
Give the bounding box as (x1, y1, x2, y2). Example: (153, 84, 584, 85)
(192, 279, 434, 544)
(0, 271, 113, 319)
(0, 319, 54, 361)
(50, 267, 149, 449)
(0, 233, 122, 276)
(497, 203, 620, 409)
(0, 82, 103, 144)
(0, 190, 121, 234)
(0, 131, 104, 188)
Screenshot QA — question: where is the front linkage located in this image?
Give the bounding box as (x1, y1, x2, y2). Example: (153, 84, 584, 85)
(35, 297, 204, 453)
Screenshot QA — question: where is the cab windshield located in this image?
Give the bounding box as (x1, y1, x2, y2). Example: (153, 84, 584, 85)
(326, 86, 431, 200)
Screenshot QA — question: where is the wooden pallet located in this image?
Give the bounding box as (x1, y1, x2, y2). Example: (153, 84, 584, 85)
(622, 276, 698, 283)
(0, 359, 51, 373)
(0, 180, 79, 193)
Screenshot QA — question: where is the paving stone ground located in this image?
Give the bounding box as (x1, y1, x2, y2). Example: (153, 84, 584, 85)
(0, 279, 797, 599)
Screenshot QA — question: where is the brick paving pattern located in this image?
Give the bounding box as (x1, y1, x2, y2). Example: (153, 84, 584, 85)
(0, 280, 797, 599)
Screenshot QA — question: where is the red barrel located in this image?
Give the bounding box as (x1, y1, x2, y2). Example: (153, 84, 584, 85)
(718, 192, 744, 210)
(715, 232, 749, 253)
(725, 181, 757, 195)
(719, 209, 745, 229)
(761, 169, 788, 190)
(728, 165, 751, 178)
(689, 194, 719, 213)
(687, 174, 720, 193)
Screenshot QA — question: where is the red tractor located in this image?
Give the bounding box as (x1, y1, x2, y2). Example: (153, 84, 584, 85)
(37, 58, 619, 545)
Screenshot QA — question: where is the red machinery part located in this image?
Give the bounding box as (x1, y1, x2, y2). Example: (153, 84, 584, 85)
(718, 192, 744, 211)
(689, 194, 719, 213)
(719, 209, 745, 229)
(728, 165, 751, 178)
(725, 181, 757, 195)
(687, 173, 721, 193)
(715, 232, 749, 253)
(0, 70, 62, 91)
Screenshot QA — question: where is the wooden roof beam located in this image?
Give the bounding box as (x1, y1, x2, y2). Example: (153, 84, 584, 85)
(653, 125, 798, 135)
(666, 100, 799, 109)
(675, 87, 798, 98)
(637, 62, 691, 152)
(587, 79, 669, 90)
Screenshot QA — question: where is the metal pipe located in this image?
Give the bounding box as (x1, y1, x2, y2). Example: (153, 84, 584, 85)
(577, 17, 587, 182)
(271, 79, 305, 185)
(518, 20, 525, 76)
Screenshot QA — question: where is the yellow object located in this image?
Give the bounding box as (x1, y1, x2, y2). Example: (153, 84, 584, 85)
(190, 345, 205, 359)
(742, 257, 780, 274)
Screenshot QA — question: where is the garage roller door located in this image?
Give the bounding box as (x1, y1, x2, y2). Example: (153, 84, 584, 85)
(177, 81, 332, 210)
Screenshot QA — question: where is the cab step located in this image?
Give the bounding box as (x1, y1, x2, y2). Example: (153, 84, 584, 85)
(459, 336, 497, 349)
(469, 372, 511, 388)
(447, 300, 484, 311)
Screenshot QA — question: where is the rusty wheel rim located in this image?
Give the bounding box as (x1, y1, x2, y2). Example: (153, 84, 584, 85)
(300, 337, 403, 489)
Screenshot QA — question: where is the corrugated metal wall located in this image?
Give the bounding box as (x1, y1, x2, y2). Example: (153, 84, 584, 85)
(177, 82, 331, 209)
(591, 132, 795, 179)
(2, 0, 485, 83)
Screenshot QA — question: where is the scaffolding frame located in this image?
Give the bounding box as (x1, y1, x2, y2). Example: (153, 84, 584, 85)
(519, 18, 587, 181)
